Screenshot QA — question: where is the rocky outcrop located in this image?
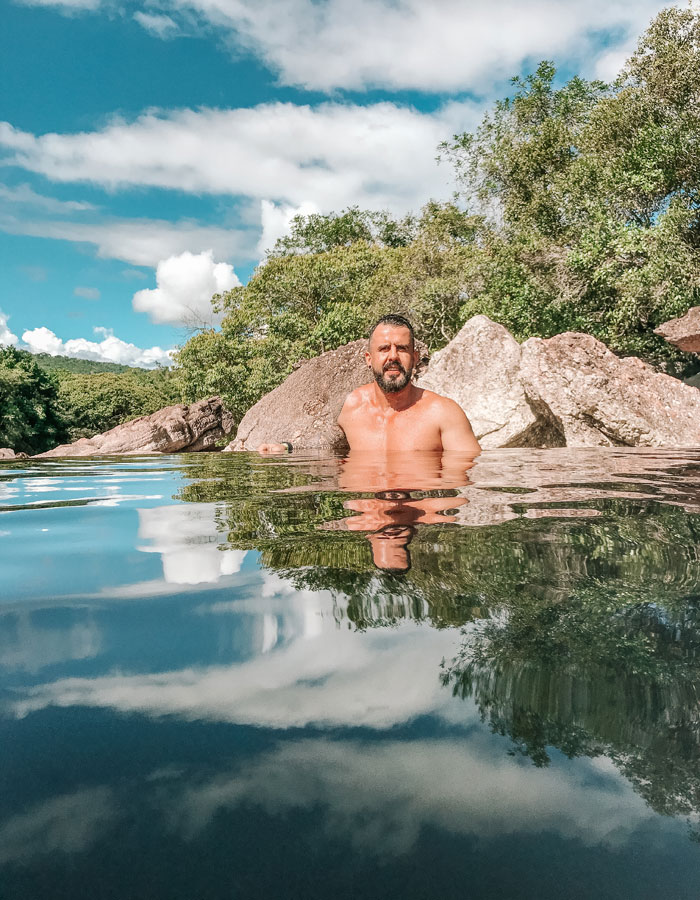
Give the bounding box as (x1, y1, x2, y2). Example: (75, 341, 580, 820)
(416, 315, 558, 449)
(520, 332, 700, 447)
(36, 397, 233, 458)
(225, 339, 428, 452)
(226, 317, 700, 451)
(655, 306, 700, 353)
(0, 448, 16, 459)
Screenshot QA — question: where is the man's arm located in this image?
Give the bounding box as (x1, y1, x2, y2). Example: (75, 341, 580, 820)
(438, 398, 481, 454)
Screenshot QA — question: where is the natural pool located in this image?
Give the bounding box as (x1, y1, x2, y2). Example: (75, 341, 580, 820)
(2, 448, 700, 899)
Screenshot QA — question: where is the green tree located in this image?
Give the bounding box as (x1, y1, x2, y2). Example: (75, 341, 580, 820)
(176, 203, 482, 416)
(441, 7, 700, 366)
(0, 347, 68, 454)
(58, 369, 180, 441)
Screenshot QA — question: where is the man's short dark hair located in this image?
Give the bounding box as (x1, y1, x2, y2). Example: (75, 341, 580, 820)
(368, 314, 415, 347)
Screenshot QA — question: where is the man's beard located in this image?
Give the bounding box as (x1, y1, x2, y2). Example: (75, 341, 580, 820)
(372, 360, 413, 393)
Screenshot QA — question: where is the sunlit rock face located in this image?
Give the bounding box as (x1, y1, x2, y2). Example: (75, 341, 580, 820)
(416, 315, 556, 449)
(423, 318, 700, 448)
(520, 332, 700, 447)
(655, 306, 700, 353)
(36, 397, 234, 458)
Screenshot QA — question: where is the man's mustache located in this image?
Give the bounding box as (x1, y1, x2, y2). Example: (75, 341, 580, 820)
(383, 361, 407, 375)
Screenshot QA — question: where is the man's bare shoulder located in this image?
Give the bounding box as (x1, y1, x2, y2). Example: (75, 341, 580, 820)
(418, 388, 461, 414)
(341, 383, 374, 411)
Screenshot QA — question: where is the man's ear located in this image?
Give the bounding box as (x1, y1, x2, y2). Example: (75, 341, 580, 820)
(365, 350, 371, 368)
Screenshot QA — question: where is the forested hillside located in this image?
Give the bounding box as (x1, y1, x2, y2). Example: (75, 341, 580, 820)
(32, 354, 139, 375)
(176, 7, 700, 420)
(0, 347, 179, 453)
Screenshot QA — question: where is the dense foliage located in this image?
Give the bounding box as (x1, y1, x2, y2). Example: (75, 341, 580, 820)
(32, 353, 136, 375)
(0, 348, 180, 450)
(0, 347, 68, 454)
(57, 369, 180, 441)
(440, 7, 700, 362)
(177, 7, 700, 420)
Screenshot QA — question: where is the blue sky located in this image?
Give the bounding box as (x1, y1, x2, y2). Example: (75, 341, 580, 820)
(0, 0, 671, 367)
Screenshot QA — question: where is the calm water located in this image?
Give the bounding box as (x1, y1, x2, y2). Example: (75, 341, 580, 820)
(2, 448, 700, 900)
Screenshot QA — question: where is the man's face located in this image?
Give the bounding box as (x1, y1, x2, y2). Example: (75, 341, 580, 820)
(365, 325, 418, 394)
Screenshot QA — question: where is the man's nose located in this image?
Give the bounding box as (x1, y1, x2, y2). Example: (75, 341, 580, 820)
(387, 345, 399, 359)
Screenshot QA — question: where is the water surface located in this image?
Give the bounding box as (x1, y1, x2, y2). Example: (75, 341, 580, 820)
(2, 449, 700, 899)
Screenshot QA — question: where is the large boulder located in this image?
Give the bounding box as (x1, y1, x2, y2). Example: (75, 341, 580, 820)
(36, 397, 233, 458)
(0, 448, 16, 459)
(655, 307, 700, 353)
(226, 316, 700, 452)
(225, 339, 428, 452)
(520, 332, 700, 447)
(415, 315, 559, 448)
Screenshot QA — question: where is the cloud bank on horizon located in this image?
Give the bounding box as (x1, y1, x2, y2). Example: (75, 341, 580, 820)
(0, 0, 673, 366)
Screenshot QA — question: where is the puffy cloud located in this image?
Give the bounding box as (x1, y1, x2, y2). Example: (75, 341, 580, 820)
(20, 325, 173, 368)
(133, 11, 179, 38)
(0, 310, 18, 347)
(73, 286, 100, 300)
(137, 505, 247, 584)
(162, 0, 667, 92)
(0, 101, 483, 215)
(132, 250, 240, 326)
(257, 199, 319, 259)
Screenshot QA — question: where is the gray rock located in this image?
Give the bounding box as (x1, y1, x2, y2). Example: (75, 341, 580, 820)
(520, 332, 700, 447)
(36, 397, 234, 458)
(655, 306, 700, 353)
(225, 339, 429, 452)
(416, 315, 557, 448)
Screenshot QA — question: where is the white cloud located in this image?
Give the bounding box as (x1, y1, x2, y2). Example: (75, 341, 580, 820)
(137, 504, 247, 584)
(0, 788, 116, 866)
(14, 0, 100, 9)
(1, 213, 254, 267)
(174, 738, 656, 853)
(0, 310, 18, 347)
(257, 199, 319, 258)
(18, 265, 48, 282)
(0, 101, 483, 215)
(0, 182, 96, 213)
(133, 11, 179, 38)
(132, 249, 240, 326)
(21, 325, 173, 368)
(74, 286, 100, 300)
(160, 0, 669, 92)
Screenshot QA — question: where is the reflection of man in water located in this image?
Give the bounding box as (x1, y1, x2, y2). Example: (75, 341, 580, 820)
(260, 314, 481, 454)
(321, 483, 468, 573)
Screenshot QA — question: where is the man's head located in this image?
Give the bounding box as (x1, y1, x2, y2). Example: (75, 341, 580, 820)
(366, 314, 418, 394)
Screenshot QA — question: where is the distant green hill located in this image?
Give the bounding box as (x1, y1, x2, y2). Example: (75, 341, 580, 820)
(32, 353, 152, 375)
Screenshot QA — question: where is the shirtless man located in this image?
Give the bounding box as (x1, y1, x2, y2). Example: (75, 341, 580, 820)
(261, 314, 480, 454)
(339, 314, 480, 453)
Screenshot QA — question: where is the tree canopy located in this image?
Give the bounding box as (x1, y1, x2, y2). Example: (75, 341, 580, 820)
(176, 7, 700, 423)
(0, 347, 68, 454)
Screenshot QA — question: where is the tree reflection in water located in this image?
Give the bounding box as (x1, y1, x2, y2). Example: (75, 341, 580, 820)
(176, 449, 700, 834)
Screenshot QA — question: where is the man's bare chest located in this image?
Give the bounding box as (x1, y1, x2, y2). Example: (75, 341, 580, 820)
(346, 404, 441, 451)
